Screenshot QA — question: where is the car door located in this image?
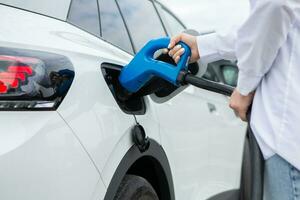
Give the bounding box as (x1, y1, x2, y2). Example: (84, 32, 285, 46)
(154, 2, 248, 199)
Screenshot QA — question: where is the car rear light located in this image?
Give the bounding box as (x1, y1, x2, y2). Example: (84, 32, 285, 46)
(0, 47, 74, 110)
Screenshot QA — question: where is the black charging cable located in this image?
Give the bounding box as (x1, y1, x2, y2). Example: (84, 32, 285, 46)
(177, 71, 234, 96)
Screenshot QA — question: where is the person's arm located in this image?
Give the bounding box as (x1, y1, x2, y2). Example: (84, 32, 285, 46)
(169, 0, 299, 120)
(230, 0, 299, 121)
(168, 28, 239, 64)
(234, 0, 298, 95)
(170, 0, 298, 95)
(199, 0, 298, 95)
(197, 27, 238, 64)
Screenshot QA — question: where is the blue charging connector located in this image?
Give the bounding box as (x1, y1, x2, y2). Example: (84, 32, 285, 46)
(119, 37, 191, 93)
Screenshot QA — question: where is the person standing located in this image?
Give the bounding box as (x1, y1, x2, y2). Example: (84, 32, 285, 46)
(168, 0, 300, 199)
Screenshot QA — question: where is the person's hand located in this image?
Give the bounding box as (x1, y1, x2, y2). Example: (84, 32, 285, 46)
(229, 89, 255, 121)
(167, 33, 200, 64)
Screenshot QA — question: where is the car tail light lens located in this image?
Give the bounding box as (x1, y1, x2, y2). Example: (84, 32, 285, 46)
(0, 47, 74, 110)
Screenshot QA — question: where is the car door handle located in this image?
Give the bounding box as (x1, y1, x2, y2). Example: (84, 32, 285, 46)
(207, 103, 217, 113)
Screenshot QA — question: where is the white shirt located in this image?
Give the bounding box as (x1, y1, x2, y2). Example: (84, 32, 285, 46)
(197, 0, 300, 170)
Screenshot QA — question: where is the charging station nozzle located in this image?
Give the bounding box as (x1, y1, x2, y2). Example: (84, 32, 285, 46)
(119, 37, 191, 94)
(117, 36, 233, 103)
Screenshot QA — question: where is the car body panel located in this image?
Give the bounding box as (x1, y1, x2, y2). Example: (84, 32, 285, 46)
(0, 5, 134, 199)
(0, 111, 101, 200)
(90, 178, 107, 200)
(0, 2, 162, 188)
(0, 2, 247, 200)
(100, 126, 134, 186)
(157, 89, 246, 199)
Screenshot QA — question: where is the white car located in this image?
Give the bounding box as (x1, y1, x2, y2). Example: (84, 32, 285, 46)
(0, 0, 263, 200)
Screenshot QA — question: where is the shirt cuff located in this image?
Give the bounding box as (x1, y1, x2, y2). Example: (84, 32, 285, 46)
(236, 71, 263, 95)
(197, 33, 219, 63)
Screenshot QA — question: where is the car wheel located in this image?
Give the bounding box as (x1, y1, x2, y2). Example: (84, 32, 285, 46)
(114, 174, 159, 200)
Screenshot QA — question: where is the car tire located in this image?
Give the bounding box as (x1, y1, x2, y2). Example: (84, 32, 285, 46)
(114, 174, 159, 200)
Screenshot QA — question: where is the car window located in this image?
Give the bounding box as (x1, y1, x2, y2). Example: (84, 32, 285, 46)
(68, 0, 101, 36)
(117, 0, 166, 52)
(202, 61, 238, 87)
(222, 65, 238, 87)
(98, 0, 134, 54)
(203, 65, 220, 83)
(155, 3, 185, 36)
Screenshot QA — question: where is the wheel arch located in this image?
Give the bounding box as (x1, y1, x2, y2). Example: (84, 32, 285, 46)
(104, 139, 175, 200)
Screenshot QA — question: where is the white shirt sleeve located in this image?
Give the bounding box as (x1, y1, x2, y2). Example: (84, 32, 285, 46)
(197, 0, 298, 95)
(197, 27, 238, 63)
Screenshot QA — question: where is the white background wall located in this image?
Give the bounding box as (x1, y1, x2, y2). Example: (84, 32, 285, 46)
(162, 0, 250, 33)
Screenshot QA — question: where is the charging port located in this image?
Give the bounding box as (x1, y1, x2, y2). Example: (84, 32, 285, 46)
(101, 63, 146, 115)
